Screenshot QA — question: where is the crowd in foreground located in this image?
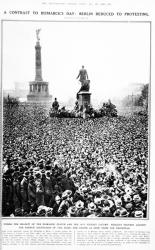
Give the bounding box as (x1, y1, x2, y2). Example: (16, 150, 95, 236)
(2, 104, 148, 217)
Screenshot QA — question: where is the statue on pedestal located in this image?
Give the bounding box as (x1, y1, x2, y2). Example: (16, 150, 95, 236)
(76, 65, 90, 93)
(76, 66, 91, 118)
(36, 29, 41, 42)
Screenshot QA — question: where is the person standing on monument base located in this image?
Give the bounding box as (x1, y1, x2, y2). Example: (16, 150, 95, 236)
(20, 171, 29, 213)
(52, 98, 59, 112)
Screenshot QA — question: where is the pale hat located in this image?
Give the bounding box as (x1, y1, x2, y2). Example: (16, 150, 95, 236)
(120, 209, 129, 217)
(67, 206, 76, 216)
(87, 214, 97, 218)
(75, 200, 84, 209)
(62, 190, 72, 199)
(113, 209, 121, 217)
(134, 210, 144, 218)
(55, 195, 61, 201)
(88, 202, 96, 211)
(94, 197, 102, 205)
(124, 194, 132, 203)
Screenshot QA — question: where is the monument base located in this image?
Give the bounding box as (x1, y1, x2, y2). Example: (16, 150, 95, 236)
(77, 91, 91, 109)
(27, 80, 52, 103)
(27, 95, 52, 103)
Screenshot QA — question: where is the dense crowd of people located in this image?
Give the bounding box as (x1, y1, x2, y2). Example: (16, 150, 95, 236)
(2, 103, 148, 218)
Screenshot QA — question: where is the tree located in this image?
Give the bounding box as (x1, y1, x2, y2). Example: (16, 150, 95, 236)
(141, 84, 148, 100)
(136, 84, 149, 110)
(3, 95, 19, 108)
(99, 100, 117, 117)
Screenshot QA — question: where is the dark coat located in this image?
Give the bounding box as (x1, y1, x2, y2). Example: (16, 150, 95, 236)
(44, 177, 53, 196)
(13, 179, 21, 208)
(28, 182, 36, 203)
(36, 181, 45, 206)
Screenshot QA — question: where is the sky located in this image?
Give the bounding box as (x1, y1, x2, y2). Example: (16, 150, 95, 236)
(2, 21, 150, 106)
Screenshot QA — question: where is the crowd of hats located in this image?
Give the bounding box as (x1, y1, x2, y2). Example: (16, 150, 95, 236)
(2, 104, 148, 217)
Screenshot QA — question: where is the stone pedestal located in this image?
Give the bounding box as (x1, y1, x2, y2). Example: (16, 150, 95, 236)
(27, 81, 52, 102)
(77, 91, 91, 109)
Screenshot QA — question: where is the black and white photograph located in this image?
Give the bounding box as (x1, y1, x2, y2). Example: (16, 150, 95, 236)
(2, 20, 150, 218)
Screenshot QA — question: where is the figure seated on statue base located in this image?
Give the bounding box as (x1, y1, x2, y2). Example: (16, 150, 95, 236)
(79, 79, 90, 92)
(77, 80, 90, 99)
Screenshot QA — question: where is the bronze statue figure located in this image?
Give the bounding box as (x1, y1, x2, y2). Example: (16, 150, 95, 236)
(76, 66, 90, 96)
(36, 29, 41, 42)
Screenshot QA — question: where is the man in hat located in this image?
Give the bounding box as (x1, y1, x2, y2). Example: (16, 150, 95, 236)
(52, 98, 59, 112)
(67, 206, 77, 217)
(73, 189, 85, 203)
(44, 171, 54, 206)
(51, 184, 62, 205)
(134, 210, 144, 218)
(2, 174, 13, 216)
(87, 202, 97, 216)
(132, 194, 143, 211)
(113, 209, 121, 217)
(119, 209, 129, 217)
(102, 205, 113, 217)
(28, 176, 37, 212)
(58, 190, 73, 216)
(14, 208, 23, 216)
(12, 171, 21, 211)
(53, 195, 61, 216)
(35, 177, 45, 207)
(125, 203, 133, 217)
(20, 171, 29, 212)
(75, 200, 85, 217)
(59, 174, 76, 193)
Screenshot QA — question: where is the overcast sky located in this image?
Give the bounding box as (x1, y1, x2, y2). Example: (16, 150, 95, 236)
(2, 21, 150, 105)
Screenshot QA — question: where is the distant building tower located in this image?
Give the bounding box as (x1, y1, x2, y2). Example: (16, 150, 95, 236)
(27, 29, 52, 102)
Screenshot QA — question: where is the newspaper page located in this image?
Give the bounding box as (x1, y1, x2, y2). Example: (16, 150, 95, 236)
(0, 0, 155, 250)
